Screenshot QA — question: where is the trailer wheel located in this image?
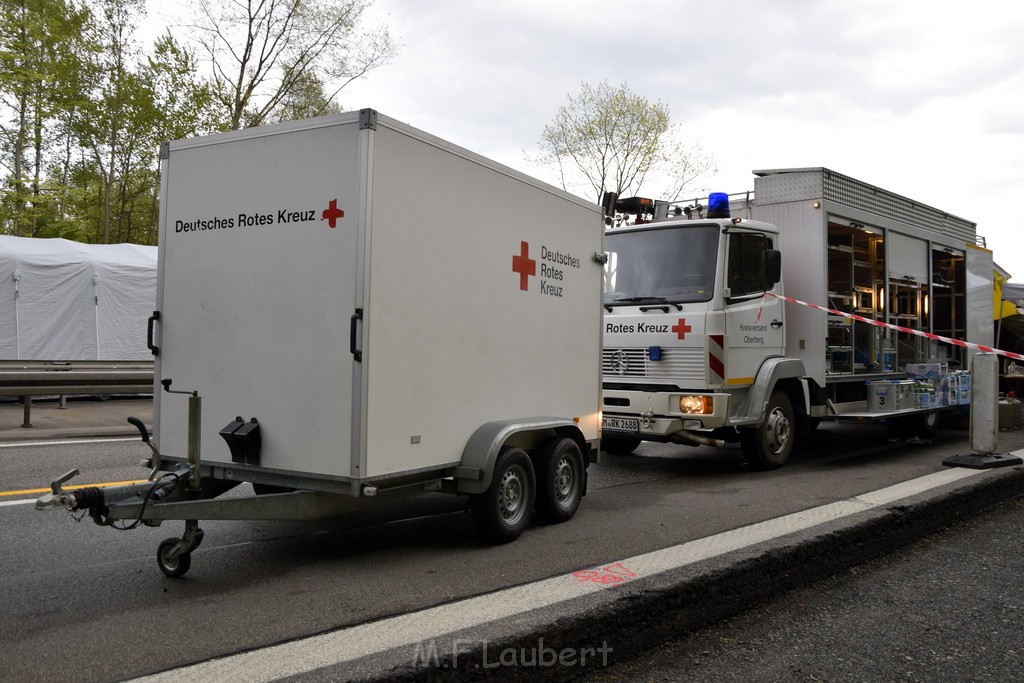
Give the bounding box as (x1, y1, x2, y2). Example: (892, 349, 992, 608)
(471, 446, 535, 544)
(741, 391, 794, 470)
(157, 538, 192, 578)
(603, 435, 641, 455)
(534, 437, 585, 524)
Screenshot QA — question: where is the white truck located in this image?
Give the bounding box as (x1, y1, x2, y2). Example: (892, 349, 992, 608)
(601, 167, 994, 469)
(37, 110, 604, 576)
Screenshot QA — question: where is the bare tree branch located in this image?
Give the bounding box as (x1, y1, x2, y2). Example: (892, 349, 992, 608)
(188, 0, 397, 129)
(532, 81, 714, 204)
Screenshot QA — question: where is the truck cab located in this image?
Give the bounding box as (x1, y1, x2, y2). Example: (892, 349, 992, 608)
(602, 193, 805, 469)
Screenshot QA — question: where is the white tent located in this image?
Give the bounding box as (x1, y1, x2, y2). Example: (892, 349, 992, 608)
(1003, 282, 1024, 302)
(0, 235, 157, 360)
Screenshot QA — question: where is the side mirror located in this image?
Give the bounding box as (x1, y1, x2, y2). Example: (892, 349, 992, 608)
(763, 249, 782, 287)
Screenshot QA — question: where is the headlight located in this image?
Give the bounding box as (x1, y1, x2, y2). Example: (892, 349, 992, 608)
(679, 395, 713, 414)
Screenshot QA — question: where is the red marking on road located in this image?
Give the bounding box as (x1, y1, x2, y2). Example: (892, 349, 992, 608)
(571, 562, 638, 586)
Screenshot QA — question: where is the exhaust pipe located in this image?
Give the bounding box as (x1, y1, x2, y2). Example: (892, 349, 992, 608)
(669, 430, 727, 448)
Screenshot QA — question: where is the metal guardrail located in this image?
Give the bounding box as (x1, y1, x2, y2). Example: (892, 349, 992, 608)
(0, 360, 154, 428)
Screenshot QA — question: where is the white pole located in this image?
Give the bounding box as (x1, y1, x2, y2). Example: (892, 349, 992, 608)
(969, 353, 998, 455)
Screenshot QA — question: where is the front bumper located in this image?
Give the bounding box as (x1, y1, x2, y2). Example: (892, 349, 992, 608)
(602, 388, 731, 437)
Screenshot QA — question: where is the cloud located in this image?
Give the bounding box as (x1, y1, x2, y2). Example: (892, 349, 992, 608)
(278, 0, 1024, 277)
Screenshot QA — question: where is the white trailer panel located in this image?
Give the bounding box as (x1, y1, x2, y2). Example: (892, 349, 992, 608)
(154, 111, 602, 484)
(156, 118, 363, 477)
(361, 125, 602, 478)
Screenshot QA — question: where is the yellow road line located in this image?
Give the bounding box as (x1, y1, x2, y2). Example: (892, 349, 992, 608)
(1, 480, 147, 498)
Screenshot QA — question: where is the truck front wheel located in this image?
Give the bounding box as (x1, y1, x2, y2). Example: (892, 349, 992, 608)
(471, 446, 536, 544)
(534, 437, 585, 524)
(741, 391, 795, 470)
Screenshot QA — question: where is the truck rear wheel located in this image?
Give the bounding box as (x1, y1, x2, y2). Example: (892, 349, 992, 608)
(534, 437, 585, 524)
(887, 413, 939, 440)
(603, 435, 641, 455)
(471, 446, 536, 544)
(741, 391, 794, 470)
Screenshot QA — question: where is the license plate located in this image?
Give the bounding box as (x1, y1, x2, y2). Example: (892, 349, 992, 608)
(602, 416, 639, 433)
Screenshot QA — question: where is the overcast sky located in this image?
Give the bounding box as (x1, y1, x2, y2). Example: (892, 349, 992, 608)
(148, 0, 1023, 280)
(335, 0, 1024, 280)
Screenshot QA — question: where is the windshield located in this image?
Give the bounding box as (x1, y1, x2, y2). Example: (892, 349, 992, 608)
(603, 224, 719, 305)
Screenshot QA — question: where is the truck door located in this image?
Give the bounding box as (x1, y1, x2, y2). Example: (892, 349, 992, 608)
(724, 231, 785, 386)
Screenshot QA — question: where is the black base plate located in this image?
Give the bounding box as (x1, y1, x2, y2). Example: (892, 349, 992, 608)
(943, 453, 1023, 469)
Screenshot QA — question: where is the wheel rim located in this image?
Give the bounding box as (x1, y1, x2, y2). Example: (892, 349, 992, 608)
(499, 464, 528, 525)
(553, 456, 577, 505)
(765, 406, 792, 454)
(161, 548, 179, 571)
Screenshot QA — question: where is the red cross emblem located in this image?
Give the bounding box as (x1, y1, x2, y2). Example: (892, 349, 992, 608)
(511, 241, 536, 291)
(672, 318, 692, 339)
(321, 199, 345, 228)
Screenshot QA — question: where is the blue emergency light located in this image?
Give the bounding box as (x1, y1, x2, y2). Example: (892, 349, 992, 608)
(648, 346, 663, 361)
(708, 192, 730, 219)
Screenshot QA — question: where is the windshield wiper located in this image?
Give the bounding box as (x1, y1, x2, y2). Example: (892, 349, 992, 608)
(611, 296, 668, 304)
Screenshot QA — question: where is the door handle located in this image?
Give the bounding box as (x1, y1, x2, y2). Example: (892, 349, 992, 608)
(147, 311, 160, 356)
(770, 319, 783, 328)
(350, 308, 363, 362)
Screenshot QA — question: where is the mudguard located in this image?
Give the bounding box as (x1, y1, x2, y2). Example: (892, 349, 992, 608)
(456, 418, 589, 494)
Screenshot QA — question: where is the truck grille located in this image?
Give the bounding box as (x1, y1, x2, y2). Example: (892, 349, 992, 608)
(602, 347, 705, 384)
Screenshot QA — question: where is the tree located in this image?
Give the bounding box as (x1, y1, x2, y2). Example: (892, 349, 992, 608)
(270, 69, 341, 123)
(71, 0, 150, 243)
(65, 2, 220, 245)
(535, 81, 715, 203)
(0, 0, 90, 237)
(189, 0, 397, 130)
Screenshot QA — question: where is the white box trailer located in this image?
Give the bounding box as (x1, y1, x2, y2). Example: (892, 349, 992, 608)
(37, 110, 604, 577)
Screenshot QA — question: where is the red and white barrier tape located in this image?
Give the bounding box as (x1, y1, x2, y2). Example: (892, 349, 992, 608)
(767, 292, 1024, 362)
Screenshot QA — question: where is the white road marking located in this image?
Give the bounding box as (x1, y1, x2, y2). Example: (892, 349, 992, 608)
(130, 466, 991, 683)
(0, 498, 36, 507)
(0, 437, 137, 449)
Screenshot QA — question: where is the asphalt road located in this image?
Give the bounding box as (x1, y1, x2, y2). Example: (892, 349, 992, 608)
(584, 495, 1024, 682)
(2, 419, 1023, 682)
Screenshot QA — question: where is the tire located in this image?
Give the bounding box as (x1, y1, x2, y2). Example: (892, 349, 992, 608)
(534, 437, 585, 524)
(157, 537, 191, 578)
(918, 411, 940, 438)
(603, 435, 641, 455)
(888, 413, 938, 440)
(741, 391, 795, 470)
(471, 446, 536, 544)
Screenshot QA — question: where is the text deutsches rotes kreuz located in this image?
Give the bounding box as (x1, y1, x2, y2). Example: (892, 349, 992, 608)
(174, 208, 318, 232)
(538, 247, 581, 298)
